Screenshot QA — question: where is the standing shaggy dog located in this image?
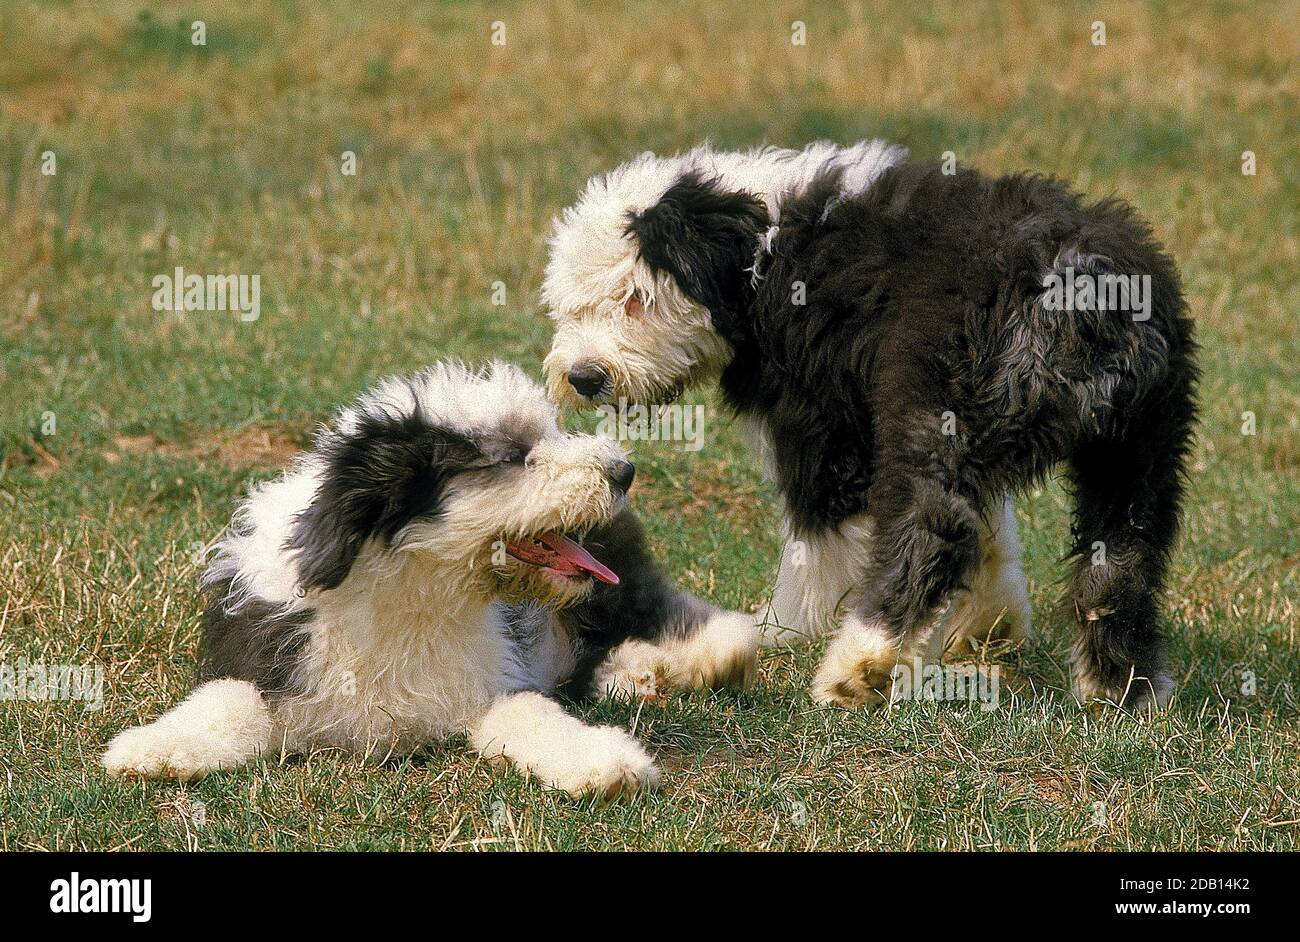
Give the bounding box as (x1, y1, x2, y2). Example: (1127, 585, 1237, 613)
(543, 142, 1196, 711)
(103, 361, 757, 796)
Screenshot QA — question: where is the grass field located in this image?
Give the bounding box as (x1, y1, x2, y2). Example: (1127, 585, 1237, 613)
(1, 0, 1297, 851)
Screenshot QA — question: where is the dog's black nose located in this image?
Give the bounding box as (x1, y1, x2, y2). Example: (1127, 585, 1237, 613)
(607, 460, 635, 493)
(567, 364, 608, 398)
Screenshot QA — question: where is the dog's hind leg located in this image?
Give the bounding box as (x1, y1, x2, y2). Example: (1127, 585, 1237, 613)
(945, 493, 1033, 653)
(1066, 402, 1193, 711)
(760, 537, 822, 646)
(102, 679, 275, 780)
(663, 609, 760, 691)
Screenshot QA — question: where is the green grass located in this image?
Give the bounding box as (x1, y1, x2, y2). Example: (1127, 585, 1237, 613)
(1, 0, 1297, 851)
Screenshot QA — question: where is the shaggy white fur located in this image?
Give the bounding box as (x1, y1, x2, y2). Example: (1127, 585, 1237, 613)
(471, 691, 659, 797)
(543, 141, 907, 408)
(102, 679, 274, 781)
(591, 610, 759, 701)
(103, 361, 755, 796)
(542, 141, 1035, 711)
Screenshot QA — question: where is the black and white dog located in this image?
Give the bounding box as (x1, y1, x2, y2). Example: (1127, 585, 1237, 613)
(104, 361, 757, 796)
(543, 142, 1196, 711)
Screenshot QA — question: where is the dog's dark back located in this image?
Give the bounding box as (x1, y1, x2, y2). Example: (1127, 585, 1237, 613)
(722, 160, 1197, 537)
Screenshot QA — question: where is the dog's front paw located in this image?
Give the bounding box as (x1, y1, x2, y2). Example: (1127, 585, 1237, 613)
(473, 692, 660, 799)
(684, 611, 759, 691)
(552, 726, 661, 799)
(811, 660, 893, 709)
(102, 679, 272, 781)
(103, 723, 228, 781)
(592, 640, 672, 702)
(810, 616, 900, 710)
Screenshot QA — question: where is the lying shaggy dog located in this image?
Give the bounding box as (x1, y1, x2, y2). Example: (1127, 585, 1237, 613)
(542, 142, 1196, 711)
(103, 361, 757, 796)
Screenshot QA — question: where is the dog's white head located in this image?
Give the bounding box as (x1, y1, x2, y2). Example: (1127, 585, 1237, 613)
(288, 361, 633, 608)
(542, 151, 766, 409)
(542, 141, 906, 408)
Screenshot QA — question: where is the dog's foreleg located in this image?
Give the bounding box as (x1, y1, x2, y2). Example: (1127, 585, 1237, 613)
(591, 608, 759, 701)
(103, 679, 275, 780)
(470, 691, 659, 798)
(812, 467, 983, 709)
(945, 492, 1033, 652)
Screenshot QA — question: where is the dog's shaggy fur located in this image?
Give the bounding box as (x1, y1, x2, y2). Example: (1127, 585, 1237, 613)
(103, 361, 757, 795)
(543, 142, 1197, 711)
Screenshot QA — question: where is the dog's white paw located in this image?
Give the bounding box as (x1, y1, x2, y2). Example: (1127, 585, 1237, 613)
(592, 640, 671, 702)
(103, 719, 253, 781)
(549, 726, 661, 799)
(683, 611, 759, 691)
(102, 679, 273, 781)
(810, 616, 900, 710)
(472, 691, 660, 799)
(103, 724, 208, 781)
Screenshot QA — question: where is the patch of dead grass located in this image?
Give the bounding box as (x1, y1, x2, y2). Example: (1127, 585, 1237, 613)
(101, 425, 305, 470)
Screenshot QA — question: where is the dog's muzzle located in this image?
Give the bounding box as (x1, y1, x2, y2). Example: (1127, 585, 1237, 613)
(566, 363, 609, 399)
(606, 459, 635, 494)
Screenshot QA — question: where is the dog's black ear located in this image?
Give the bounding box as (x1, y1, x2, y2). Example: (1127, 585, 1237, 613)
(288, 411, 479, 591)
(627, 172, 768, 332)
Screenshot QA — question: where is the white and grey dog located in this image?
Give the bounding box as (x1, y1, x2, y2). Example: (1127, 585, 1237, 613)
(543, 138, 1197, 712)
(542, 142, 1033, 705)
(103, 361, 758, 796)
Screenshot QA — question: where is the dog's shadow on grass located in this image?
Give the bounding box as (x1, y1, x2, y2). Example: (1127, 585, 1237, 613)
(306, 619, 1296, 781)
(374, 738, 469, 772)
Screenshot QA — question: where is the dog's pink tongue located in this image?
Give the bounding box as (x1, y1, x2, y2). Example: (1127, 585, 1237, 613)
(538, 532, 619, 585)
